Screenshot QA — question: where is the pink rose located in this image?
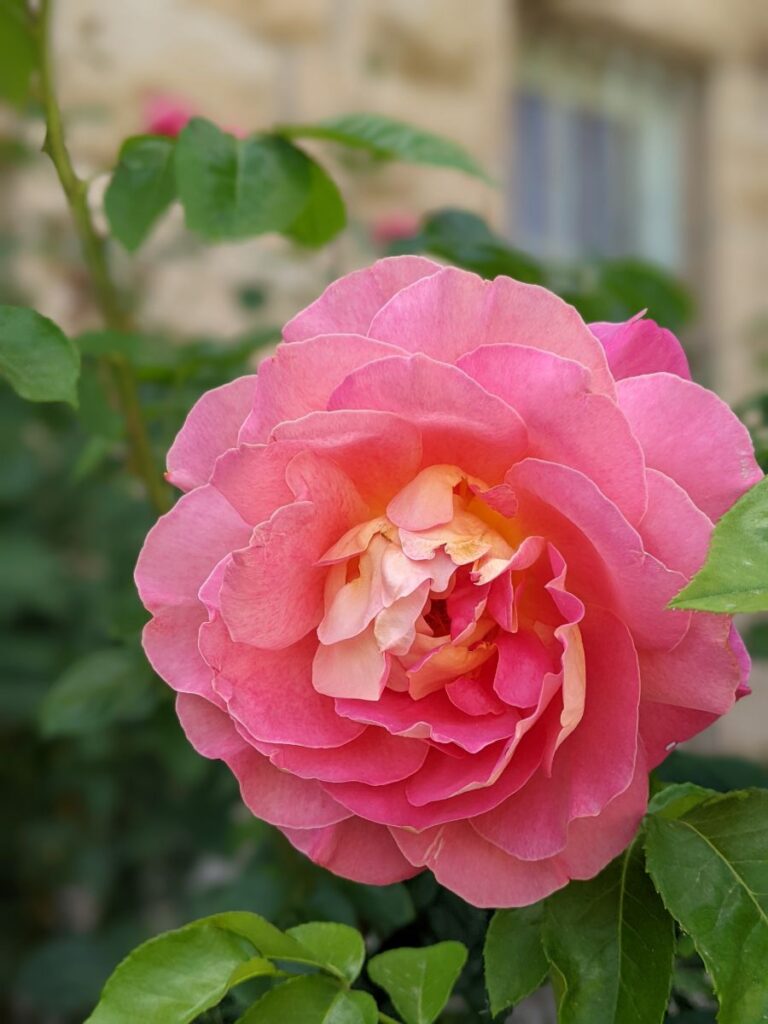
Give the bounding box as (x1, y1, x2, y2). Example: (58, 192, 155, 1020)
(135, 258, 761, 907)
(144, 95, 195, 138)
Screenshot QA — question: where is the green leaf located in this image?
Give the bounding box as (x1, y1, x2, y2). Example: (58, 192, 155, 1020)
(542, 838, 674, 1024)
(670, 477, 768, 613)
(416, 208, 544, 283)
(175, 119, 311, 241)
(226, 956, 278, 988)
(0, 0, 36, 107)
(483, 905, 548, 1016)
(39, 648, 160, 738)
(346, 990, 378, 1024)
(0, 305, 80, 405)
(279, 113, 489, 180)
(284, 156, 346, 247)
(647, 782, 717, 819)
(86, 913, 318, 1024)
(78, 362, 124, 440)
(287, 923, 365, 983)
(645, 790, 768, 1024)
(368, 941, 467, 1024)
(597, 258, 694, 333)
(105, 136, 177, 251)
(85, 921, 257, 1024)
(235, 975, 364, 1024)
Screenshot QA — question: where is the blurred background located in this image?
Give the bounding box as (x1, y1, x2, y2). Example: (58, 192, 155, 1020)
(1, 1, 766, 1021)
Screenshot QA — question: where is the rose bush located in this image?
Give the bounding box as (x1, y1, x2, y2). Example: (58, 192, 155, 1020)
(135, 257, 761, 907)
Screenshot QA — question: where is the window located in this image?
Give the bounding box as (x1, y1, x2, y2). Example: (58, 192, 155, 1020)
(510, 31, 701, 272)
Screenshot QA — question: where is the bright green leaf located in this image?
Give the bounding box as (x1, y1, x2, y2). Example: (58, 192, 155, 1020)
(287, 922, 365, 983)
(85, 921, 256, 1024)
(645, 790, 768, 1024)
(0, 305, 80, 406)
(175, 119, 311, 241)
(0, 0, 36, 107)
(279, 113, 489, 180)
(346, 990, 378, 1024)
(226, 957, 278, 988)
(542, 838, 674, 1024)
(39, 648, 160, 738)
(483, 904, 548, 1016)
(85, 912, 318, 1024)
(235, 975, 364, 1024)
(104, 135, 177, 251)
(284, 156, 346, 246)
(670, 477, 768, 613)
(647, 782, 717, 820)
(368, 941, 467, 1024)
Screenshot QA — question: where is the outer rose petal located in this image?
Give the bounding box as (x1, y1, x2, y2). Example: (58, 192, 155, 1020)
(135, 485, 251, 610)
(329, 353, 528, 483)
(283, 255, 441, 341)
(176, 694, 350, 827)
(638, 468, 712, 576)
(142, 604, 217, 702)
(617, 373, 762, 520)
(590, 316, 691, 381)
(367, 266, 615, 393)
(458, 344, 647, 524)
(393, 820, 568, 908)
(166, 375, 257, 491)
(282, 818, 420, 884)
(239, 334, 404, 444)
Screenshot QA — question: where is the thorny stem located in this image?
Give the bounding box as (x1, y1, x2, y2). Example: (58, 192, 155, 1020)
(35, 0, 170, 514)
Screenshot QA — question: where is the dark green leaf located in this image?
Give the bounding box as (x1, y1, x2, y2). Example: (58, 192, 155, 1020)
(78, 362, 124, 440)
(647, 783, 717, 820)
(105, 136, 177, 251)
(39, 648, 160, 738)
(542, 838, 674, 1024)
(645, 790, 768, 1024)
(287, 923, 365, 983)
(176, 119, 311, 241)
(368, 941, 467, 1024)
(597, 258, 694, 333)
(284, 156, 346, 246)
(0, 305, 80, 405)
(279, 113, 489, 180)
(235, 975, 364, 1024)
(0, 0, 36, 107)
(671, 477, 768, 613)
(656, 751, 768, 792)
(484, 905, 548, 1016)
(418, 208, 544, 283)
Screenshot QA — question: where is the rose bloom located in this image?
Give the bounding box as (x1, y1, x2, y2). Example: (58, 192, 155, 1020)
(136, 258, 761, 907)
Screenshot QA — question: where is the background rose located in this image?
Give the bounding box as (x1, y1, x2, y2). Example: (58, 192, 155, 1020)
(135, 257, 761, 908)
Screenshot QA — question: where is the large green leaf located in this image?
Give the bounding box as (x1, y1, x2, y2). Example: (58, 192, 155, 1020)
(175, 119, 311, 241)
(279, 113, 489, 180)
(542, 839, 674, 1024)
(483, 905, 548, 1016)
(105, 136, 177, 251)
(287, 923, 365, 983)
(284, 157, 346, 247)
(647, 782, 717, 820)
(368, 941, 467, 1024)
(235, 975, 363, 1024)
(85, 913, 318, 1024)
(0, 0, 36, 106)
(39, 648, 160, 738)
(85, 921, 261, 1024)
(645, 790, 768, 1024)
(0, 306, 80, 406)
(670, 477, 768, 613)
